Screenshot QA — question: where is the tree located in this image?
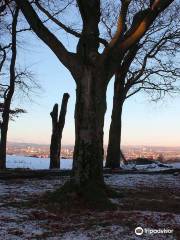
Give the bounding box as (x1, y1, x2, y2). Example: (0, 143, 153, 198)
(50, 93, 70, 169)
(0, 2, 40, 169)
(106, 5, 180, 168)
(14, 0, 176, 203)
(0, 5, 19, 169)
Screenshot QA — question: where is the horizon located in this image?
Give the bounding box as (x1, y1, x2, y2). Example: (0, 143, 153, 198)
(7, 141, 180, 149)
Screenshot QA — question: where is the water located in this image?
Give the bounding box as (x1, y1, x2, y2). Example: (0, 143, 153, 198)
(7, 155, 73, 170)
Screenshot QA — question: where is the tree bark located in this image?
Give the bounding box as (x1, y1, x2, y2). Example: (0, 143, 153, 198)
(72, 69, 107, 188)
(106, 75, 125, 169)
(50, 93, 69, 169)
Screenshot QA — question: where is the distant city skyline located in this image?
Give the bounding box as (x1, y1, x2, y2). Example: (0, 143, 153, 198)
(7, 26, 180, 147)
(7, 141, 180, 148)
(7, 142, 180, 162)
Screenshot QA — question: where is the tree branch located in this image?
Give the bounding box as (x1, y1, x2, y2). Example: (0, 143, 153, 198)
(108, 0, 131, 48)
(15, 0, 79, 77)
(121, 0, 174, 50)
(103, 0, 175, 80)
(35, 0, 107, 47)
(76, 0, 101, 58)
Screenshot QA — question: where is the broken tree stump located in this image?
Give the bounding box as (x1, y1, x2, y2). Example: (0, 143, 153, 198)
(49, 93, 70, 169)
(120, 149, 127, 164)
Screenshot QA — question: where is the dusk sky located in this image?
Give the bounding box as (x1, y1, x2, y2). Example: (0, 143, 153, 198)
(8, 28, 180, 147)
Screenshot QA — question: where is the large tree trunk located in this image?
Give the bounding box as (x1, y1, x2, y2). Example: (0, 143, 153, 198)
(106, 76, 125, 169)
(72, 69, 107, 188)
(50, 93, 69, 169)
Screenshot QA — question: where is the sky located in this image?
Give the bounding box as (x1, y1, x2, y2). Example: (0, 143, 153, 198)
(7, 21, 180, 147)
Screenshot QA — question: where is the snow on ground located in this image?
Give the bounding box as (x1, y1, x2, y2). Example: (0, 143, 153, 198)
(121, 161, 180, 172)
(105, 173, 180, 190)
(0, 173, 179, 239)
(7, 155, 180, 173)
(7, 155, 73, 170)
(0, 177, 68, 204)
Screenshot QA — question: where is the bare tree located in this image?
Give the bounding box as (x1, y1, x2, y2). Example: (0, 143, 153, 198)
(0, 5, 19, 169)
(50, 93, 70, 169)
(14, 0, 176, 203)
(106, 6, 180, 168)
(0, 2, 40, 169)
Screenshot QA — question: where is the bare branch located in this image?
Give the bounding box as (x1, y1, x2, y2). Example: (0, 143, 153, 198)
(35, 0, 108, 47)
(121, 0, 174, 50)
(102, 0, 175, 80)
(15, 0, 79, 76)
(109, 0, 131, 48)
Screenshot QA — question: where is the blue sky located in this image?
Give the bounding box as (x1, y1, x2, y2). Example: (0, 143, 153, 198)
(8, 29, 180, 147)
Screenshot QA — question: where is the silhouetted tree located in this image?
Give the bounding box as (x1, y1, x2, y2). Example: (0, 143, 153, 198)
(0, 6, 19, 169)
(14, 0, 176, 202)
(50, 93, 70, 169)
(106, 6, 180, 168)
(0, 2, 40, 169)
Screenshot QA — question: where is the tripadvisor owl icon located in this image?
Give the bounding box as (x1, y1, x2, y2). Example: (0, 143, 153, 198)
(135, 227, 144, 236)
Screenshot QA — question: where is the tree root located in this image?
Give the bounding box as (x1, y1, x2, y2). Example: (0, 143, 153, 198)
(41, 180, 120, 212)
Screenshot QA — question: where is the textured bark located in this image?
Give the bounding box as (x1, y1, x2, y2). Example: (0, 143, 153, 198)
(72, 69, 107, 187)
(72, 1, 107, 188)
(50, 93, 69, 169)
(106, 76, 125, 169)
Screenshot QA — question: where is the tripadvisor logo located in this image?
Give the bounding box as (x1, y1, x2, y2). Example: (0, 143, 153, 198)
(135, 227, 144, 236)
(135, 226, 174, 236)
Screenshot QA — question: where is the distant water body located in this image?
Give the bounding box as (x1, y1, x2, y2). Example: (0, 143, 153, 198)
(7, 155, 73, 170)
